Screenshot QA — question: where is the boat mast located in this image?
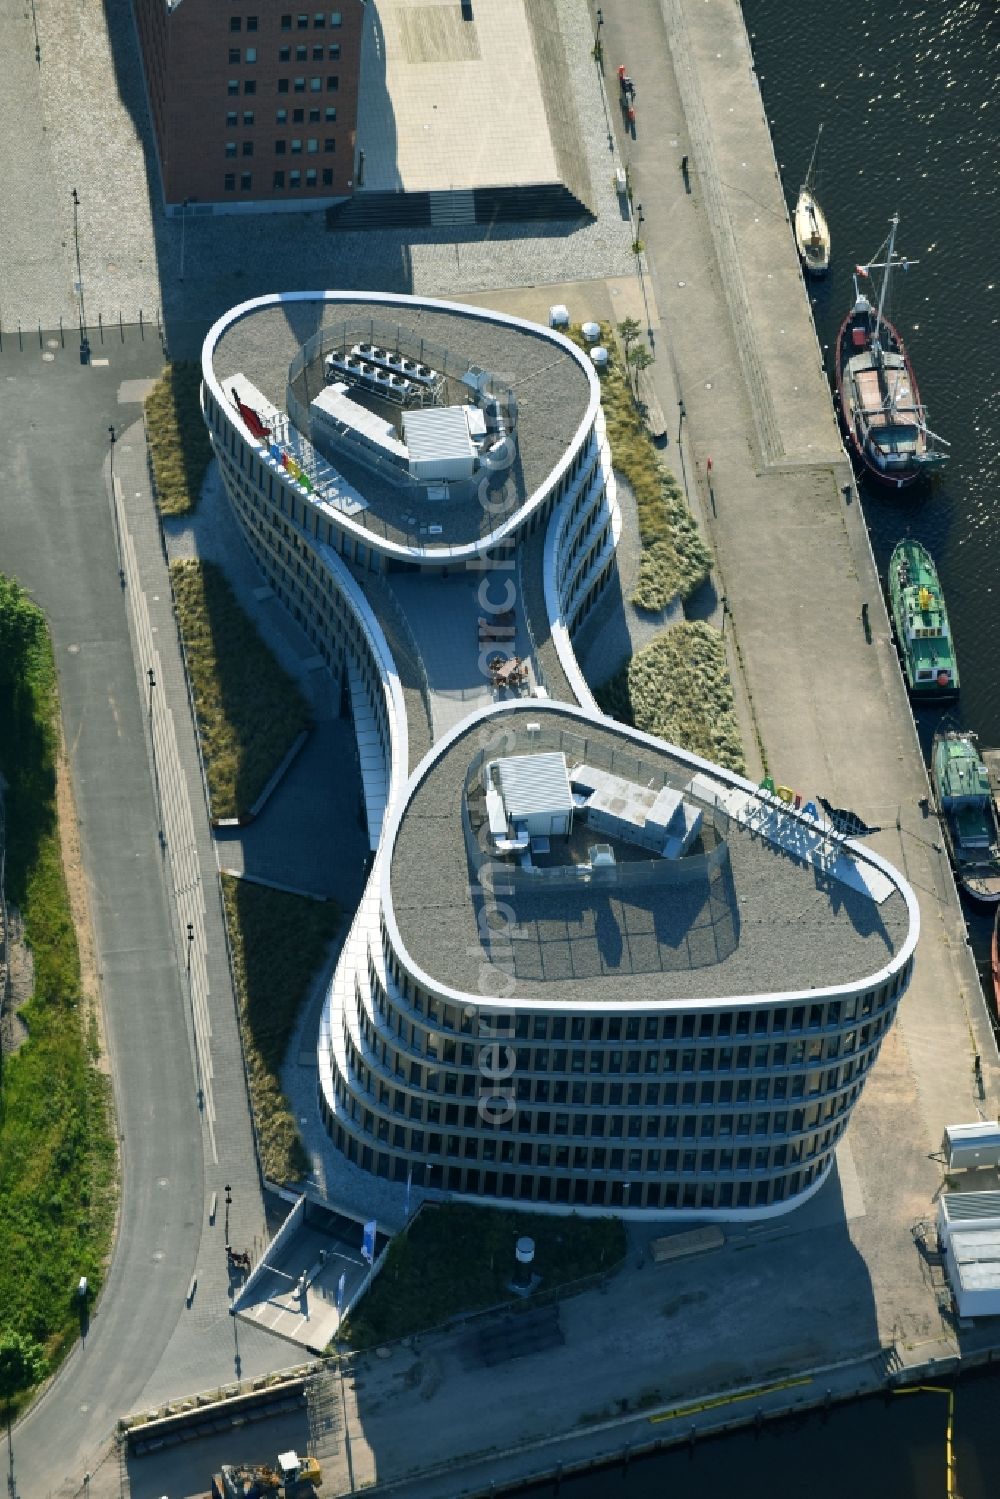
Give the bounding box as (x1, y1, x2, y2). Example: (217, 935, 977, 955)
(804, 123, 823, 190)
(871, 212, 899, 365)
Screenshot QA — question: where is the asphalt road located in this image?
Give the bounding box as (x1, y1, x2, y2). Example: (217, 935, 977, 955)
(0, 330, 209, 1494)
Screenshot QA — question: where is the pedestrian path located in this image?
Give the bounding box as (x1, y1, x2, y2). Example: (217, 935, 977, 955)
(110, 424, 293, 1406)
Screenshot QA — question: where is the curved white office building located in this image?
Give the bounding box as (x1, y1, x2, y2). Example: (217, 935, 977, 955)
(202, 291, 918, 1221)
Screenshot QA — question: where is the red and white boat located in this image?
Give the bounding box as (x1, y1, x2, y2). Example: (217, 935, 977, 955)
(835, 214, 948, 489)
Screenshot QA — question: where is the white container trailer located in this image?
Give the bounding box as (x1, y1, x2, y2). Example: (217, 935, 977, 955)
(943, 1122, 1000, 1172)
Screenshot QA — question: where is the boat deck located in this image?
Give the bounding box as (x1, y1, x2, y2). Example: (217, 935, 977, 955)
(980, 749, 1000, 804)
(849, 358, 920, 431)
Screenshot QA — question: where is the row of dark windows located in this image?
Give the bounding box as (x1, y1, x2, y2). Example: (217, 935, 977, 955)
(364, 964, 890, 1081)
(227, 43, 340, 61)
(335, 1042, 865, 1142)
(224, 76, 338, 95)
(223, 169, 334, 191)
(340, 1022, 876, 1136)
(230, 11, 343, 29)
(337, 1106, 846, 1178)
(224, 108, 337, 127)
(224, 139, 335, 157)
(323, 1108, 831, 1212)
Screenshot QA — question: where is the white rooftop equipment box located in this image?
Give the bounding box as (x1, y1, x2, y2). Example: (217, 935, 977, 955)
(495, 753, 573, 838)
(402, 406, 476, 482)
(943, 1122, 1000, 1172)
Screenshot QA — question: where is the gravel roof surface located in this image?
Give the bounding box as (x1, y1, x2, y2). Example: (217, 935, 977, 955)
(389, 708, 911, 1005)
(213, 298, 592, 548)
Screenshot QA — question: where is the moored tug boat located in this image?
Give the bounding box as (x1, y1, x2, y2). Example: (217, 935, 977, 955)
(931, 728, 1000, 905)
(887, 538, 959, 699)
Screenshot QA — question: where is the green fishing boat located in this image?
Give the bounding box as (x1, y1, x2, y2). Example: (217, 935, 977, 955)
(887, 538, 959, 698)
(931, 728, 1000, 904)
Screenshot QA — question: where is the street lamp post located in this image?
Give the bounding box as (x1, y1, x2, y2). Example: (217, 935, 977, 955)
(108, 424, 124, 582)
(147, 666, 163, 844)
(186, 920, 194, 981)
(71, 188, 90, 364)
(224, 1184, 233, 1249)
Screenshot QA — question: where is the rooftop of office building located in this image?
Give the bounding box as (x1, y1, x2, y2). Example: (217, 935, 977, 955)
(386, 704, 915, 1008)
(209, 294, 594, 551)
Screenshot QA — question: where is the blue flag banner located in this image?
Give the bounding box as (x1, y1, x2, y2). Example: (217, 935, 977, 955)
(337, 1271, 347, 1310)
(404, 1167, 412, 1219)
(362, 1219, 377, 1266)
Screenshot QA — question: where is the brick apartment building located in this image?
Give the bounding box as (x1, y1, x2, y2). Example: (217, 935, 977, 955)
(132, 0, 363, 211)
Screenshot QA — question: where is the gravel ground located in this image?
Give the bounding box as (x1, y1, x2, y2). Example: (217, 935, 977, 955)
(2, 0, 633, 346)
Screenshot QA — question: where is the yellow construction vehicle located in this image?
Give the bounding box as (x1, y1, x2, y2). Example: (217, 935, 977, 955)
(211, 1450, 321, 1498)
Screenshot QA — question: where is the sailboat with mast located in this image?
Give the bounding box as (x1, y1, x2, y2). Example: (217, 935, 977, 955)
(835, 214, 948, 488)
(793, 125, 830, 275)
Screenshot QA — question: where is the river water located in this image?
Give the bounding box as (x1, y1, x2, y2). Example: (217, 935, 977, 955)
(524, 2, 1000, 1493)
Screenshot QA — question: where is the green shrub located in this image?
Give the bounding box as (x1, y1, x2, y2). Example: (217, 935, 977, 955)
(145, 362, 213, 517)
(340, 1203, 625, 1350)
(597, 621, 745, 772)
(170, 559, 310, 820)
(568, 326, 711, 611)
(221, 875, 340, 1183)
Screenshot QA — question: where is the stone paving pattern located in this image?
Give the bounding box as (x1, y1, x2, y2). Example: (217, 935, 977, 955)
(0, 0, 633, 344)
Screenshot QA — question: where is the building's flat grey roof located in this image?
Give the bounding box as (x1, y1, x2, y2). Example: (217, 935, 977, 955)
(388, 708, 911, 1006)
(212, 299, 591, 550)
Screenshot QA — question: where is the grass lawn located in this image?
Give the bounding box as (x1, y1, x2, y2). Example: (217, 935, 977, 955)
(0, 577, 117, 1403)
(597, 620, 745, 773)
(569, 324, 711, 612)
(170, 559, 310, 820)
(144, 363, 214, 517)
(221, 874, 340, 1183)
(339, 1203, 625, 1350)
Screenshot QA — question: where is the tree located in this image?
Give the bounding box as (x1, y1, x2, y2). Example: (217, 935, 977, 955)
(0, 1331, 47, 1487)
(627, 342, 655, 399)
(0, 575, 44, 687)
(617, 317, 641, 366)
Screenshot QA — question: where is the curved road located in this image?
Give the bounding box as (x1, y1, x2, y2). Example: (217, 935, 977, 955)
(0, 343, 242, 1495)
